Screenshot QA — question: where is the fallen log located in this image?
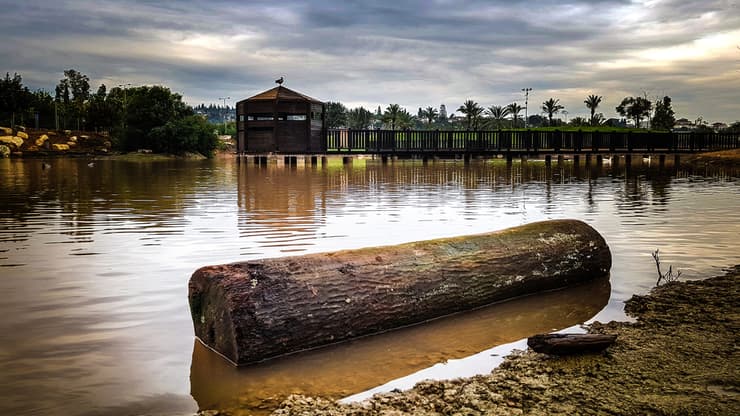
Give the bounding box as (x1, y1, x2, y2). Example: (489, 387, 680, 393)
(527, 333, 617, 355)
(188, 219, 612, 365)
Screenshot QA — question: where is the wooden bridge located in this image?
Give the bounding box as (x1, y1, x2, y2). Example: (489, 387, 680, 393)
(324, 129, 739, 156)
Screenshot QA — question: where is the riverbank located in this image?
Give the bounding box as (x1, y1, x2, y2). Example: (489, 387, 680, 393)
(269, 266, 740, 415)
(683, 149, 740, 168)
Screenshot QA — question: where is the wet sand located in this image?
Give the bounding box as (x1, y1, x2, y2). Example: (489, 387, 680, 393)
(270, 265, 740, 415)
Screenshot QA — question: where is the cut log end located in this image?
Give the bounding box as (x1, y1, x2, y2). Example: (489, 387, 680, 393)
(527, 333, 617, 355)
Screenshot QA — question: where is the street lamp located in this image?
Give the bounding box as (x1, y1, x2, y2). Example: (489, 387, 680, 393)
(219, 96, 231, 133)
(521, 88, 532, 128)
(118, 83, 132, 131)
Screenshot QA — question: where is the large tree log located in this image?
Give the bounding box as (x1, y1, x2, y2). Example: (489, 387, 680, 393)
(188, 219, 611, 365)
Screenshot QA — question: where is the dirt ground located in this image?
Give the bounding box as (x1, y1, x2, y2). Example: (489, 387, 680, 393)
(683, 149, 740, 167)
(268, 266, 740, 415)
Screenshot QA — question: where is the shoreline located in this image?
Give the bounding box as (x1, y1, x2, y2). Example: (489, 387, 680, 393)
(268, 266, 740, 415)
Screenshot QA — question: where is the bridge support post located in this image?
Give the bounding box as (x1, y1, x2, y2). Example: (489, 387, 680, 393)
(321, 156, 327, 166)
(464, 154, 471, 165)
(506, 153, 513, 164)
(311, 156, 318, 166)
(596, 155, 603, 165)
(520, 154, 528, 163)
(674, 154, 680, 165)
(557, 155, 564, 165)
(585, 154, 592, 165)
(573, 154, 580, 165)
(545, 155, 552, 166)
(343, 156, 353, 165)
(659, 154, 666, 167)
(381, 155, 388, 164)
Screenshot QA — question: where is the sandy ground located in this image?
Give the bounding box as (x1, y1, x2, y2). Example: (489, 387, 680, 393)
(267, 266, 740, 415)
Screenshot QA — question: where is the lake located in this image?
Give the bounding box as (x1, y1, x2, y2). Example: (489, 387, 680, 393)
(0, 155, 738, 415)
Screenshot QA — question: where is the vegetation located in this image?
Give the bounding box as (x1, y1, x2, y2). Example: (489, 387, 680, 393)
(506, 103, 524, 128)
(651, 96, 676, 131)
(616, 96, 652, 128)
(457, 100, 485, 130)
(541, 98, 564, 126)
(0, 70, 218, 156)
(584, 95, 602, 126)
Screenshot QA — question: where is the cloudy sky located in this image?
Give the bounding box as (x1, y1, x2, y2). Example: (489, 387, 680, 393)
(2, 0, 739, 122)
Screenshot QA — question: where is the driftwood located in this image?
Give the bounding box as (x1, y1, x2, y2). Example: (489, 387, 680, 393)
(527, 333, 617, 355)
(188, 219, 612, 365)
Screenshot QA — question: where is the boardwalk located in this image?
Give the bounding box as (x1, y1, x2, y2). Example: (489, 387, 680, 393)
(325, 129, 739, 156)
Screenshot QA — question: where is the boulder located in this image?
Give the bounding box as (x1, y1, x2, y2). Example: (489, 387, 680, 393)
(0, 136, 24, 149)
(35, 134, 49, 147)
(0, 145, 9, 158)
(189, 220, 612, 365)
(16, 131, 29, 140)
(52, 144, 70, 151)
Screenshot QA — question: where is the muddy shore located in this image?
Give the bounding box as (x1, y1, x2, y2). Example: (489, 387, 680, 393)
(269, 266, 740, 415)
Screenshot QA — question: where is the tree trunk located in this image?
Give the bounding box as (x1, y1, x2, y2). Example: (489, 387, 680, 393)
(188, 219, 612, 365)
(527, 333, 617, 355)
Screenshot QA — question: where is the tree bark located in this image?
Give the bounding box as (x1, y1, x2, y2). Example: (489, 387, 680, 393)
(188, 219, 611, 365)
(527, 333, 617, 355)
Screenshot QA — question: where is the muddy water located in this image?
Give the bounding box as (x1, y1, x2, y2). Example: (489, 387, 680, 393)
(0, 156, 738, 415)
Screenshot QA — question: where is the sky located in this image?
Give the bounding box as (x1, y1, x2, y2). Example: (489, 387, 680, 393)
(1, 0, 739, 123)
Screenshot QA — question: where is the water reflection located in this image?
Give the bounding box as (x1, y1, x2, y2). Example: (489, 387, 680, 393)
(0, 156, 737, 416)
(190, 276, 610, 415)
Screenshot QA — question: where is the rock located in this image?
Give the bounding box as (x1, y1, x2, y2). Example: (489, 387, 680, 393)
(16, 131, 29, 140)
(67, 141, 77, 147)
(47, 131, 57, 136)
(35, 134, 49, 147)
(0, 145, 9, 158)
(189, 220, 612, 365)
(0, 136, 24, 149)
(52, 144, 70, 151)
(0, 127, 12, 135)
(69, 136, 77, 142)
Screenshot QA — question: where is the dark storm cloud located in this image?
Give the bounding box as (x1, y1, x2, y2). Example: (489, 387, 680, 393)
(0, 0, 738, 121)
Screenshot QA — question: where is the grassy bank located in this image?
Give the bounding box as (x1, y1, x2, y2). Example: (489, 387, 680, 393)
(268, 266, 740, 415)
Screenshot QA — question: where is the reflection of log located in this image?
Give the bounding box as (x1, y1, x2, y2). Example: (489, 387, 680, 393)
(190, 277, 612, 414)
(188, 220, 612, 365)
(527, 333, 617, 355)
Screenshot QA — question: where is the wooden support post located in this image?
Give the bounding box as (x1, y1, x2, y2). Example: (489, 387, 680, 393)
(545, 155, 552, 166)
(659, 154, 666, 166)
(573, 155, 580, 165)
(557, 155, 564, 165)
(311, 156, 318, 166)
(596, 155, 603, 165)
(674, 154, 680, 165)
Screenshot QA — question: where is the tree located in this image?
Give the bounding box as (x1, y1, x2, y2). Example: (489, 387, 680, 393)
(122, 85, 192, 151)
(420, 106, 439, 126)
(584, 95, 602, 126)
(56, 69, 90, 130)
(506, 103, 523, 128)
(616, 96, 652, 128)
(325, 101, 348, 129)
(0, 72, 33, 127)
(651, 96, 676, 131)
(149, 114, 218, 156)
(383, 104, 402, 130)
(486, 105, 509, 129)
(396, 108, 416, 130)
(541, 98, 564, 126)
(347, 106, 373, 129)
(569, 116, 590, 127)
(457, 99, 484, 130)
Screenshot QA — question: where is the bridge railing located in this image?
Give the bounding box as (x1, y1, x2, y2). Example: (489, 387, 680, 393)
(325, 129, 739, 154)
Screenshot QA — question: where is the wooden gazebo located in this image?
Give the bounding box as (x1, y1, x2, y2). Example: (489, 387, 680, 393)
(236, 85, 325, 154)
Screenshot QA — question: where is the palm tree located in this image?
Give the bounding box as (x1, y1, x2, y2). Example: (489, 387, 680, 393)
(382, 104, 402, 130)
(420, 106, 439, 126)
(486, 105, 509, 129)
(584, 94, 602, 126)
(397, 109, 416, 130)
(506, 102, 523, 128)
(457, 99, 484, 130)
(541, 98, 564, 126)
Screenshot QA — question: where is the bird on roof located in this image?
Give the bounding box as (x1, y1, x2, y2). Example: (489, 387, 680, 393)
(275, 76, 284, 85)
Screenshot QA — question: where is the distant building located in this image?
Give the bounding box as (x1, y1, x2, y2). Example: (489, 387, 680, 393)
(711, 122, 728, 132)
(236, 85, 325, 154)
(603, 118, 627, 128)
(674, 118, 695, 130)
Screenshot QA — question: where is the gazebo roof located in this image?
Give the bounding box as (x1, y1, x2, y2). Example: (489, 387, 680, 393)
(242, 86, 322, 104)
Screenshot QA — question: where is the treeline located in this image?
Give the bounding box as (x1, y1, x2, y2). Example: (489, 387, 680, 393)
(0, 70, 218, 156)
(326, 94, 737, 133)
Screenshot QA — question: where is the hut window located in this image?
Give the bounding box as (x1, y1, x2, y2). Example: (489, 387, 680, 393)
(239, 115, 245, 122)
(286, 115, 307, 121)
(251, 113, 274, 121)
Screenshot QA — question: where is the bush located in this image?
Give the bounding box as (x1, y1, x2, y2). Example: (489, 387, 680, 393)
(149, 115, 218, 156)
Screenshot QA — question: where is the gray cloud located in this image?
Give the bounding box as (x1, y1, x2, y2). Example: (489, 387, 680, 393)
(1, 0, 738, 122)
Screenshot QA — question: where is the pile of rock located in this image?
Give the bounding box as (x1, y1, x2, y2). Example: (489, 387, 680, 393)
(0, 126, 111, 157)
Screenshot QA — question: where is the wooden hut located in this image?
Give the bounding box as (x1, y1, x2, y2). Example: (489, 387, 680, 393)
(236, 86, 325, 154)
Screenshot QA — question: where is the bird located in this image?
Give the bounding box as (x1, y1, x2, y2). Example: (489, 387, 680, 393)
(87, 162, 95, 167)
(275, 76, 284, 85)
(42, 162, 51, 170)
